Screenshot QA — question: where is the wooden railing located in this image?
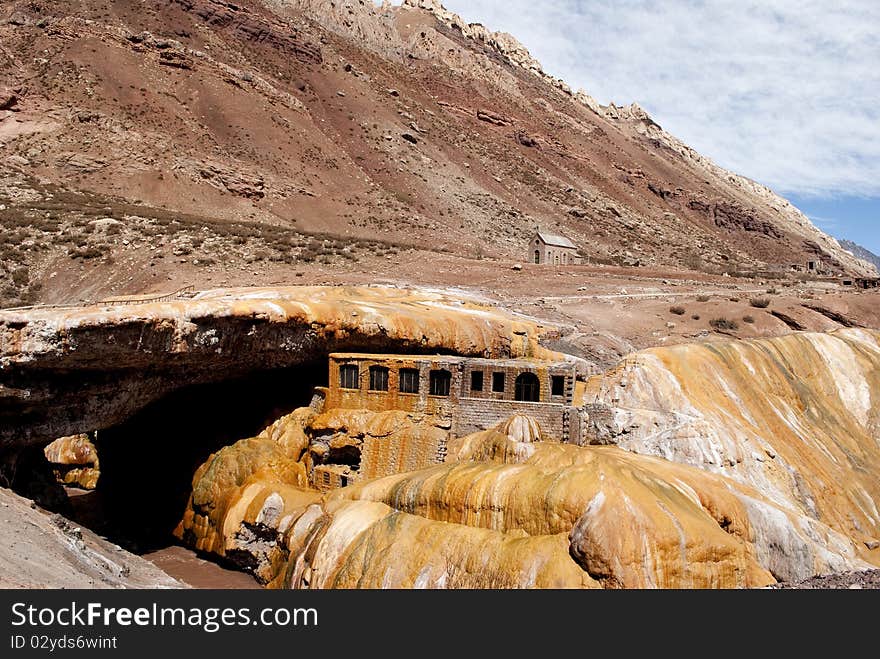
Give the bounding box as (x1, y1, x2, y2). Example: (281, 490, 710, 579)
(0, 286, 198, 312)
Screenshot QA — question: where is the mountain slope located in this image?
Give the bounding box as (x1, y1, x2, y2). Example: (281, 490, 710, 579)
(0, 0, 875, 306)
(840, 239, 880, 272)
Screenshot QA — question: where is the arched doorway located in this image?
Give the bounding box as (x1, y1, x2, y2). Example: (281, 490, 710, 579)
(534, 250, 540, 264)
(514, 372, 540, 402)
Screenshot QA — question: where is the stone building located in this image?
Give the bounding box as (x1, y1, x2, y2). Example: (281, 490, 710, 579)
(323, 352, 581, 442)
(305, 353, 588, 490)
(529, 230, 580, 265)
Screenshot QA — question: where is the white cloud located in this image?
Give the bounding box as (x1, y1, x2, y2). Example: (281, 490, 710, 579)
(434, 0, 880, 199)
(806, 214, 840, 231)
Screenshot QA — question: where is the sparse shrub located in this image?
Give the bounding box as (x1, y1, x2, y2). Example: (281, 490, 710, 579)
(710, 317, 739, 331)
(691, 314, 700, 320)
(742, 315, 755, 324)
(766, 287, 778, 294)
(749, 297, 770, 308)
(729, 297, 740, 302)
(696, 295, 710, 302)
(669, 305, 686, 315)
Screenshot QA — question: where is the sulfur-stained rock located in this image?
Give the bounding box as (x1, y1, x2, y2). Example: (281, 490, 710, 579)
(328, 450, 772, 587)
(0, 285, 566, 445)
(587, 327, 880, 578)
(256, 407, 314, 461)
(43, 433, 100, 489)
(447, 413, 544, 463)
(282, 500, 597, 589)
(174, 434, 315, 582)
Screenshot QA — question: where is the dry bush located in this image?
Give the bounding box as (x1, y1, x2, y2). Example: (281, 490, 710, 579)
(749, 297, 770, 308)
(669, 305, 686, 315)
(710, 317, 739, 331)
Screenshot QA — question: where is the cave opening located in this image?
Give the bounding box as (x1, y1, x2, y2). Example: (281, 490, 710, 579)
(57, 360, 328, 564)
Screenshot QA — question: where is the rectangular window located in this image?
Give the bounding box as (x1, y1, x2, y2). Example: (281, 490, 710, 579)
(339, 364, 359, 389)
(369, 365, 389, 391)
(429, 369, 451, 396)
(491, 371, 505, 393)
(551, 375, 565, 396)
(470, 370, 484, 392)
(399, 368, 420, 394)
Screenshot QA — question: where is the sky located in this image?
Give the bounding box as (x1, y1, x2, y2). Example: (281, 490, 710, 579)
(383, 1, 880, 256)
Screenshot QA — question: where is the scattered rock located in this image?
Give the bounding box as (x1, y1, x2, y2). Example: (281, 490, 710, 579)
(158, 50, 193, 69)
(0, 89, 19, 111)
(477, 109, 511, 126)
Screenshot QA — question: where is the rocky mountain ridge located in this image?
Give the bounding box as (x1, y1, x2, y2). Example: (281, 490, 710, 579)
(840, 239, 880, 272)
(0, 0, 875, 314)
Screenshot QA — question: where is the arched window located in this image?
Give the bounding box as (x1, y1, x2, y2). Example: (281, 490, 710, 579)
(514, 372, 540, 402)
(429, 369, 452, 396)
(554, 253, 559, 265)
(534, 250, 540, 264)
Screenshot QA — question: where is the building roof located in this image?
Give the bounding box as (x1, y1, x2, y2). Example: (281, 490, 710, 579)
(535, 231, 576, 249)
(329, 353, 574, 369)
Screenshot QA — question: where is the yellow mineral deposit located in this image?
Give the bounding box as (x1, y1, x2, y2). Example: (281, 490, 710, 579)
(172, 320, 880, 589)
(589, 327, 880, 574)
(43, 433, 100, 489)
(1, 285, 561, 362)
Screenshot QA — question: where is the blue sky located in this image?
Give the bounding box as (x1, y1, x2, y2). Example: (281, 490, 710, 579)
(388, 1, 880, 256)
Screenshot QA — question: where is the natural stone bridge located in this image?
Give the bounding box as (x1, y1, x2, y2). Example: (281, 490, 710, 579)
(0, 285, 568, 446)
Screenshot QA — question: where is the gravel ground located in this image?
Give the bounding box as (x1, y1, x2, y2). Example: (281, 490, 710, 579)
(767, 569, 880, 589)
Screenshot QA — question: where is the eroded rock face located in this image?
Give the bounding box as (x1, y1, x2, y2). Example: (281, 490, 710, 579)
(305, 408, 451, 485)
(0, 285, 562, 445)
(174, 430, 316, 583)
(176, 409, 879, 589)
(0, 486, 185, 589)
(587, 328, 880, 576)
(328, 426, 856, 587)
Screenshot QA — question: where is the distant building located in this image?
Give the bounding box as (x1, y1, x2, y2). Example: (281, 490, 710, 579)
(855, 277, 880, 289)
(529, 230, 580, 265)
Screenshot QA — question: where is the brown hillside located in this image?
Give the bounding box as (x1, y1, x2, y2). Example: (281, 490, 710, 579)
(1, 0, 876, 311)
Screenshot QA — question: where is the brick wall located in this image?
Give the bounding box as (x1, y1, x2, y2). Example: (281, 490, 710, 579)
(359, 428, 448, 479)
(455, 397, 569, 439)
